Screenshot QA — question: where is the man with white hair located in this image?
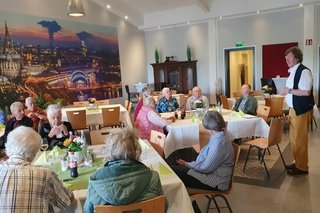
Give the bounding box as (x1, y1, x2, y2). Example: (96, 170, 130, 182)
(156, 87, 179, 113)
(25, 97, 47, 130)
(4, 101, 33, 142)
(0, 126, 74, 212)
(185, 86, 209, 110)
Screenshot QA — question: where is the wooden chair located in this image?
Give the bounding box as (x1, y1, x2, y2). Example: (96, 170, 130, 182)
(243, 117, 287, 178)
(220, 95, 230, 110)
(150, 130, 166, 157)
(171, 89, 177, 94)
(127, 101, 133, 115)
(193, 125, 211, 154)
(95, 195, 165, 213)
(73, 101, 89, 107)
(179, 94, 189, 108)
(252, 90, 264, 97)
(101, 107, 121, 128)
(89, 129, 115, 145)
(265, 97, 284, 118)
(66, 110, 88, 131)
(95, 99, 110, 106)
(256, 105, 271, 123)
(124, 99, 129, 110)
(187, 143, 241, 213)
(233, 92, 242, 100)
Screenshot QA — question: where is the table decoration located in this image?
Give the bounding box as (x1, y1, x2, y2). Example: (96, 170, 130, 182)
(87, 97, 97, 110)
(63, 135, 84, 163)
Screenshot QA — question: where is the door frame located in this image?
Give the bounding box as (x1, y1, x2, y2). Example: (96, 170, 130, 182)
(223, 46, 256, 97)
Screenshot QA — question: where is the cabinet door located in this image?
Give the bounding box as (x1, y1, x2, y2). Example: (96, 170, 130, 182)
(153, 65, 166, 91)
(181, 62, 197, 94)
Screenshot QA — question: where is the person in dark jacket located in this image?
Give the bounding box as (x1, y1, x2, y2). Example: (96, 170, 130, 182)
(84, 128, 164, 213)
(233, 84, 258, 115)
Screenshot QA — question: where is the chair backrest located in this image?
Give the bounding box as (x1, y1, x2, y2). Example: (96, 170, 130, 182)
(127, 102, 133, 115)
(199, 125, 210, 150)
(171, 89, 177, 94)
(256, 105, 271, 123)
(66, 110, 87, 130)
(73, 101, 89, 107)
(179, 94, 189, 108)
(96, 99, 110, 106)
(125, 84, 130, 93)
(95, 195, 166, 213)
(265, 97, 284, 117)
(101, 107, 121, 127)
(89, 129, 114, 145)
(233, 92, 242, 100)
(150, 130, 166, 157)
(268, 117, 286, 146)
(124, 100, 129, 110)
(261, 78, 277, 94)
(252, 90, 264, 97)
(220, 95, 230, 110)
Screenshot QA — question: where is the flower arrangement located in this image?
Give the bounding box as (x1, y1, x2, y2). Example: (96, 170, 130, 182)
(88, 97, 96, 104)
(262, 85, 273, 94)
(194, 100, 204, 109)
(63, 135, 83, 152)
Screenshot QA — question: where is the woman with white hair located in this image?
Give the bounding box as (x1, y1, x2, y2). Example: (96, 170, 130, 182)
(171, 111, 234, 191)
(133, 87, 153, 122)
(24, 96, 47, 130)
(4, 101, 33, 141)
(156, 87, 179, 113)
(39, 104, 73, 149)
(135, 96, 174, 140)
(0, 126, 74, 211)
(84, 128, 164, 212)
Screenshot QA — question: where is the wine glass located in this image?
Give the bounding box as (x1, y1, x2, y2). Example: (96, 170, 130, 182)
(41, 144, 49, 151)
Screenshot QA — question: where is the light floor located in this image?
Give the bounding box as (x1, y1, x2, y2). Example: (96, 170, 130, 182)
(194, 117, 320, 213)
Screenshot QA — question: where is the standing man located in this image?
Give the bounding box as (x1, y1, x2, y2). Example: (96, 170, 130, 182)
(280, 46, 314, 175)
(233, 84, 257, 115)
(185, 86, 209, 110)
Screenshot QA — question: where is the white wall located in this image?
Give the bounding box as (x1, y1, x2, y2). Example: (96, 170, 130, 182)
(0, 0, 147, 103)
(145, 23, 210, 96)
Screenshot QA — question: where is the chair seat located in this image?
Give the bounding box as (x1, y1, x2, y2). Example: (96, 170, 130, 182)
(245, 138, 268, 149)
(187, 187, 229, 196)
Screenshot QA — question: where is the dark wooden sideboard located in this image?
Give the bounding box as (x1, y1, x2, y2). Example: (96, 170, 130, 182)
(151, 60, 197, 94)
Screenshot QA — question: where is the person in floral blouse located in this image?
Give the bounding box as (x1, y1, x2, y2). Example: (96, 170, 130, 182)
(156, 87, 179, 113)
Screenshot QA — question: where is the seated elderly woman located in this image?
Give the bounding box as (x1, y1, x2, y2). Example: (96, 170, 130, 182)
(0, 126, 74, 211)
(135, 96, 175, 140)
(156, 87, 179, 113)
(24, 97, 47, 130)
(4, 101, 33, 141)
(133, 87, 153, 122)
(84, 128, 164, 212)
(39, 104, 73, 149)
(171, 111, 234, 191)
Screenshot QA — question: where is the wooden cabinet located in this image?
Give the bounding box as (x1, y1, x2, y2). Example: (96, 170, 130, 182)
(151, 60, 197, 94)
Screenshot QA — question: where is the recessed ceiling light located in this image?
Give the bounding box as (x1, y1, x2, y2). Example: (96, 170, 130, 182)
(125, 16, 128, 19)
(257, 10, 260, 14)
(106, 5, 110, 9)
(299, 3, 303, 7)
(187, 21, 190, 24)
(219, 16, 222, 20)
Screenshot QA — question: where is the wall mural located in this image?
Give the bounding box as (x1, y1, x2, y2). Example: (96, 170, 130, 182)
(0, 11, 122, 110)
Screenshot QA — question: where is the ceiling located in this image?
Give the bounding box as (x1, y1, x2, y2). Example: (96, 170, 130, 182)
(91, 0, 319, 30)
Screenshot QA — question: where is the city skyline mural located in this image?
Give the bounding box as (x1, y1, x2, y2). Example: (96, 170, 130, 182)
(0, 11, 122, 110)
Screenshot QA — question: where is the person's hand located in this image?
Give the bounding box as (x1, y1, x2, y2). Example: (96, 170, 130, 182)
(170, 116, 176, 122)
(49, 126, 60, 138)
(280, 87, 289, 95)
(176, 159, 186, 167)
(59, 124, 68, 135)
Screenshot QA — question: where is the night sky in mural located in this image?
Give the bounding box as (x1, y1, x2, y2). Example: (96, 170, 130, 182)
(0, 11, 122, 110)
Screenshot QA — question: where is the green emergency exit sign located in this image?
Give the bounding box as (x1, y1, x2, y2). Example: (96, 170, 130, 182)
(235, 41, 244, 47)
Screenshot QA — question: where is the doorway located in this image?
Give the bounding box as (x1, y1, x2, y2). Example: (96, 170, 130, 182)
(224, 47, 255, 97)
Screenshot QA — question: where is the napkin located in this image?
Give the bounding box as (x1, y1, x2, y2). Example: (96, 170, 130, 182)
(233, 110, 245, 118)
(158, 162, 172, 175)
(33, 152, 47, 165)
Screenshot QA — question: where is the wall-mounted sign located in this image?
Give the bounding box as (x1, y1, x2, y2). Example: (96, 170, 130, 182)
(235, 41, 244, 47)
(305, 39, 312, 46)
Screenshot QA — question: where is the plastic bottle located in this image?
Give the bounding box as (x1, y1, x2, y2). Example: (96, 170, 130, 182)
(69, 152, 78, 178)
(80, 130, 87, 155)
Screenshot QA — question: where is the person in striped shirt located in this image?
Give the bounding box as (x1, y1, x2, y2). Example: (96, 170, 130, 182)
(171, 111, 235, 191)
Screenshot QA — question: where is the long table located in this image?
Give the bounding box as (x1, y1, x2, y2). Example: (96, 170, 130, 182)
(33, 141, 193, 213)
(61, 104, 132, 128)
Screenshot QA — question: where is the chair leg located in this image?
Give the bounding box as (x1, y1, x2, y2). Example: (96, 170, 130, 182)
(243, 145, 252, 172)
(267, 148, 271, 155)
(276, 144, 286, 168)
(205, 195, 216, 213)
(214, 195, 233, 213)
(260, 153, 270, 178)
(261, 148, 267, 164)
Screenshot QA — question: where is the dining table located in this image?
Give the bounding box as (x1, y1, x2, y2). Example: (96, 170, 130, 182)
(61, 104, 132, 128)
(161, 109, 270, 157)
(32, 140, 193, 213)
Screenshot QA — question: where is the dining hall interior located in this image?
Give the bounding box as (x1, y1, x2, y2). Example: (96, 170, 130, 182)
(0, 0, 320, 212)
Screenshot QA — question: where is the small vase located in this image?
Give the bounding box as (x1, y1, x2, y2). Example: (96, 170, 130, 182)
(88, 103, 95, 109)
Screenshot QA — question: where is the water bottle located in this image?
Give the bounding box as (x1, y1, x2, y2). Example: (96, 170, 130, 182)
(217, 102, 222, 113)
(80, 130, 87, 155)
(69, 152, 78, 178)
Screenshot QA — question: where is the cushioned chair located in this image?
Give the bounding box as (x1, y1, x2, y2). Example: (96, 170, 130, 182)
(179, 94, 189, 108)
(243, 117, 287, 178)
(95, 195, 166, 213)
(233, 92, 242, 100)
(187, 143, 241, 213)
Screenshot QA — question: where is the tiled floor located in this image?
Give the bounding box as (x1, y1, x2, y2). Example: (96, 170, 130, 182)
(194, 117, 320, 213)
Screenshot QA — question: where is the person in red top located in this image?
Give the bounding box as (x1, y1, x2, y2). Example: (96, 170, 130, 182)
(24, 97, 47, 131)
(133, 87, 153, 122)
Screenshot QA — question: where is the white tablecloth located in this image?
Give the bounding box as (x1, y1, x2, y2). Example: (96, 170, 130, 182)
(272, 77, 288, 94)
(65, 142, 193, 213)
(61, 104, 132, 128)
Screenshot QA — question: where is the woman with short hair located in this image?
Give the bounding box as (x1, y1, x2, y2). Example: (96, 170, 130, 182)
(39, 104, 73, 149)
(84, 128, 164, 212)
(171, 111, 235, 191)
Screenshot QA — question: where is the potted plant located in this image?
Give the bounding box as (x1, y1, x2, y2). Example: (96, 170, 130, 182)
(187, 46, 192, 61)
(63, 135, 84, 163)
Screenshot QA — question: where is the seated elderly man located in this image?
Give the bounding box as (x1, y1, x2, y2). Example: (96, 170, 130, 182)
(185, 86, 209, 110)
(84, 128, 165, 212)
(39, 104, 73, 149)
(0, 126, 74, 212)
(4, 101, 33, 141)
(135, 96, 174, 140)
(25, 97, 47, 130)
(233, 84, 257, 115)
(156, 87, 179, 113)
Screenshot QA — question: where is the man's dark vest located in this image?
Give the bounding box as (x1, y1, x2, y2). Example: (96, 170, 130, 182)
(292, 64, 314, 116)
